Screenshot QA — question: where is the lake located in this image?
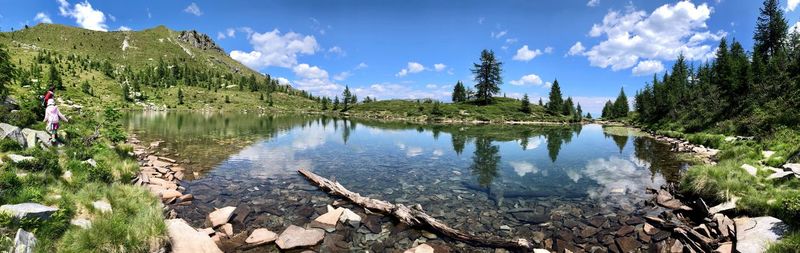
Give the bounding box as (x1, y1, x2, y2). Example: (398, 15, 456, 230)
(125, 112, 686, 252)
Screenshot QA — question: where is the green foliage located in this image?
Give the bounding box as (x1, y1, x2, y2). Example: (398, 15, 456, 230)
(547, 79, 563, 115)
(80, 80, 91, 96)
(14, 148, 61, 176)
(768, 231, 800, 253)
(685, 133, 726, 149)
(471, 49, 502, 105)
(177, 87, 184, 105)
(342, 86, 352, 111)
(430, 101, 443, 116)
(519, 94, 531, 113)
(0, 43, 13, 99)
(48, 64, 64, 91)
(452, 81, 467, 103)
(0, 138, 22, 152)
(102, 107, 126, 143)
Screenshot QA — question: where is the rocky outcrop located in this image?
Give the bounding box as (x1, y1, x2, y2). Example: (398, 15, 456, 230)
(165, 218, 223, 253)
(177, 30, 224, 54)
(0, 123, 26, 147)
(735, 216, 788, 253)
(0, 203, 59, 220)
(12, 229, 36, 253)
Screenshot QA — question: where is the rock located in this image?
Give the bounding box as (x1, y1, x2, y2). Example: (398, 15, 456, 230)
(659, 199, 693, 211)
(735, 216, 788, 253)
(0, 123, 27, 148)
(715, 242, 733, 253)
(83, 159, 97, 168)
(339, 208, 361, 227)
(62, 170, 72, 182)
(421, 230, 437, 239)
(784, 163, 800, 174)
(310, 207, 344, 232)
(531, 231, 546, 244)
(581, 226, 601, 237)
(766, 171, 794, 180)
(500, 225, 512, 231)
(12, 228, 36, 253)
(0, 203, 58, 220)
(160, 190, 181, 201)
(709, 197, 738, 214)
(21, 128, 50, 148)
(670, 240, 683, 253)
(70, 218, 92, 229)
(587, 216, 607, 228)
(404, 243, 435, 253)
(363, 215, 382, 234)
(232, 204, 251, 224)
(177, 30, 225, 54)
(165, 219, 223, 253)
(615, 237, 641, 253)
(7, 154, 34, 163)
(762, 150, 775, 159)
(92, 201, 112, 214)
(178, 194, 193, 203)
(275, 225, 325, 250)
(245, 228, 278, 245)
(207, 206, 236, 227)
(221, 223, 233, 237)
(511, 211, 549, 224)
(741, 164, 758, 176)
(198, 227, 215, 236)
(616, 225, 635, 236)
(533, 249, 550, 253)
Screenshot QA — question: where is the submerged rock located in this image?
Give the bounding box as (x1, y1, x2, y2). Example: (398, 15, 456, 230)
(0, 203, 58, 220)
(275, 225, 325, 249)
(245, 228, 278, 245)
(403, 243, 434, 253)
(165, 218, 223, 253)
(310, 207, 344, 232)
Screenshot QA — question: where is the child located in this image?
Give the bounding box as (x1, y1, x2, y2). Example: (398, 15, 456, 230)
(43, 99, 68, 144)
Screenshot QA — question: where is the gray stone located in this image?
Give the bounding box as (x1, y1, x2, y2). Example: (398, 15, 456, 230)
(709, 197, 738, 214)
(166, 218, 223, 253)
(207, 206, 236, 227)
(275, 225, 325, 249)
(735, 216, 788, 253)
(70, 218, 92, 229)
(7, 154, 34, 163)
(92, 201, 112, 214)
(0, 203, 59, 220)
(741, 164, 758, 177)
(766, 171, 794, 180)
(83, 159, 97, 168)
(338, 208, 361, 227)
(20, 128, 50, 148)
(0, 123, 26, 148)
(783, 163, 800, 174)
(12, 228, 36, 253)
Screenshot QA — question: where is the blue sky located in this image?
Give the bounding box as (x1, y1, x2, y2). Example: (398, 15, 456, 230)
(2, 0, 799, 115)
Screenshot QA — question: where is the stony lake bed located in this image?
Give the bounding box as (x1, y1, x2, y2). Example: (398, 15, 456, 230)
(125, 112, 694, 252)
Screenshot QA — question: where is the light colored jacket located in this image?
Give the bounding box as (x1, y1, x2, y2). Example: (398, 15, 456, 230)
(44, 105, 67, 124)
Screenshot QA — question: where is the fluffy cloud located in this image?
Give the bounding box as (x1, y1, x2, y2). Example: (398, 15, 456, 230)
(568, 42, 586, 56)
(355, 62, 368, 70)
(58, 0, 108, 31)
(790, 0, 800, 12)
(117, 26, 131, 31)
(230, 29, 319, 69)
(34, 12, 52, 24)
(293, 64, 328, 80)
(396, 62, 425, 77)
(512, 45, 543, 61)
(492, 30, 508, 39)
(579, 1, 724, 72)
(184, 2, 203, 16)
(328, 46, 345, 57)
(631, 60, 665, 76)
(510, 74, 544, 86)
(352, 82, 452, 101)
(333, 71, 351, 81)
(433, 63, 446, 72)
(587, 0, 600, 7)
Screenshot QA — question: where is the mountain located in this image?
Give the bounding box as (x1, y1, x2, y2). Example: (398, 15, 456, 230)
(0, 23, 319, 112)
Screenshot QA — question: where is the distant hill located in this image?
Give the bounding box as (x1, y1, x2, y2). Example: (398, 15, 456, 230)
(0, 23, 319, 112)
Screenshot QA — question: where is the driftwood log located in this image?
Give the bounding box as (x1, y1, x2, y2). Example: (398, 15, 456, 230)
(298, 169, 534, 250)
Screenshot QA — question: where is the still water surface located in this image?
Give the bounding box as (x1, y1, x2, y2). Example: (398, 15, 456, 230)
(126, 112, 685, 252)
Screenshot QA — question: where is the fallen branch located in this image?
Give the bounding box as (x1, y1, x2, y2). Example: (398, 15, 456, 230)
(83, 125, 100, 146)
(298, 168, 533, 250)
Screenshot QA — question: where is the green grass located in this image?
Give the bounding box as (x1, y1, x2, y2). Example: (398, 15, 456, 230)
(348, 97, 574, 123)
(768, 231, 800, 253)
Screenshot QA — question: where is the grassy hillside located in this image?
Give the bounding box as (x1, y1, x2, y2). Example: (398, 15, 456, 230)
(346, 97, 576, 123)
(0, 23, 318, 113)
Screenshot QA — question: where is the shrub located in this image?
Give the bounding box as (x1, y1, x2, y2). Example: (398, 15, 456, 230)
(0, 170, 21, 203)
(0, 138, 22, 152)
(14, 148, 61, 176)
(685, 133, 726, 149)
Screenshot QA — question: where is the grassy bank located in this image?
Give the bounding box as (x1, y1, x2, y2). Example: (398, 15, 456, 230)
(645, 127, 800, 251)
(0, 107, 165, 252)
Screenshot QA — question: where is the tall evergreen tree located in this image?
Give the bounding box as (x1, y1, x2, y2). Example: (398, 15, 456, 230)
(575, 103, 583, 122)
(471, 49, 503, 105)
(602, 100, 613, 119)
(612, 88, 629, 118)
(452, 81, 467, 102)
(520, 93, 531, 113)
(753, 0, 788, 60)
(0, 44, 13, 100)
(342, 86, 352, 110)
(333, 96, 340, 110)
(562, 96, 575, 116)
(547, 79, 563, 115)
(49, 64, 64, 90)
(177, 87, 184, 105)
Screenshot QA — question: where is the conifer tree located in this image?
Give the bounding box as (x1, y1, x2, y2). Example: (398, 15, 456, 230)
(471, 49, 503, 105)
(0, 44, 13, 100)
(452, 81, 467, 102)
(520, 94, 531, 113)
(342, 86, 351, 110)
(49, 64, 64, 90)
(547, 80, 563, 115)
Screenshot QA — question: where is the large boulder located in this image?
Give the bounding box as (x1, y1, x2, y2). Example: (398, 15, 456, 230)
(275, 225, 325, 250)
(0, 203, 59, 220)
(166, 219, 223, 253)
(735, 216, 788, 253)
(20, 128, 50, 148)
(207, 206, 236, 227)
(0, 123, 26, 148)
(12, 228, 36, 253)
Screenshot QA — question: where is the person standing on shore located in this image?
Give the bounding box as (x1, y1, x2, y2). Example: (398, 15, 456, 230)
(43, 98, 68, 144)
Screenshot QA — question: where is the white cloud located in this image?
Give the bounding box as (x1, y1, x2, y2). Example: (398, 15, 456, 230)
(789, 0, 800, 12)
(226, 28, 235, 38)
(509, 161, 539, 177)
(587, 0, 600, 7)
(58, 0, 108, 31)
(117, 26, 131, 31)
(276, 77, 291, 85)
(544, 47, 554, 54)
(352, 82, 452, 101)
(333, 71, 351, 81)
(512, 45, 543, 62)
(568, 42, 586, 56)
(34, 12, 52, 24)
(631, 60, 665, 76)
(510, 74, 544, 86)
(328, 46, 346, 57)
(355, 62, 368, 70)
(396, 62, 425, 77)
(293, 63, 328, 80)
(492, 30, 508, 39)
(184, 2, 203, 16)
(425, 84, 438, 89)
(582, 1, 724, 72)
(478, 17, 485, 25)
(230, 29, 319, 69)
(433, 63, 446, 72)
(107, 14, 115, 22)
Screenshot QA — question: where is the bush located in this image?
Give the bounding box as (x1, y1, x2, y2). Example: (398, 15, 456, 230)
(685, 133, 726, 149)
(0, 170, 21, 203)
(87, 163, 113, 184)
(0, 138, 22, 152)
(14, 148, 61, 176)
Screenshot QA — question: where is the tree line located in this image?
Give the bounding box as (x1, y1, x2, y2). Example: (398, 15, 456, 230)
(633, 0, 799, 135)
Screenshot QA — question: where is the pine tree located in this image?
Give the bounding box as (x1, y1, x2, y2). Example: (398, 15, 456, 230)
(49, 64, 64, 90)
(520, 94, 531, 113)
(342, 86, 351, 110)
(602, 100, 613, 119)
(562, 97, 574, 116)
(0, 44, 13, 100)
(538, 98, 543, 106)
(612, 88, 629, 118)
(452, 81, 466, 102)
(81, 80, 91, 95)
(586, 112, 593, 119)
(547, 79, 563, 115)
(575, 103, 583, 122)
(753, 0, 788, 60)
(178, 87, 184, 105)
(121, 83, 130, 102)
(333, 96, 340, 110)
(471, 49, 503, 105)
